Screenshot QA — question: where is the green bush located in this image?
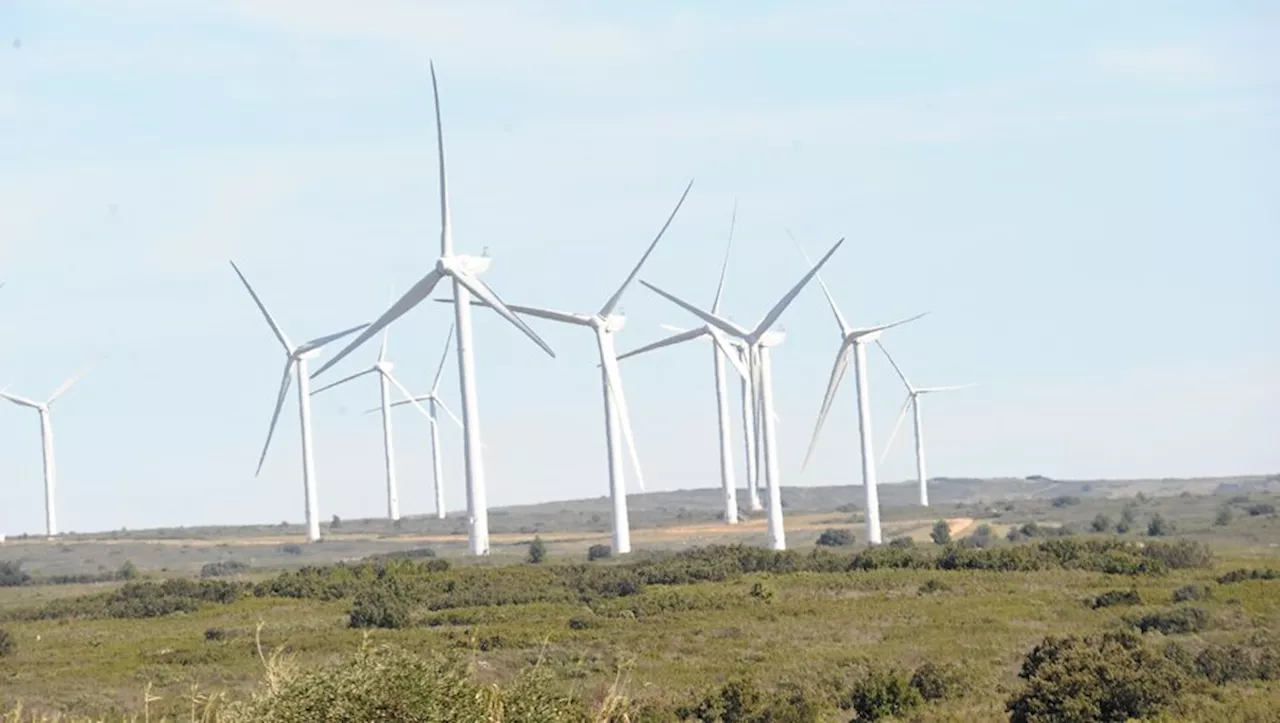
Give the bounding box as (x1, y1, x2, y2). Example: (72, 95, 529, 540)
(348, 585, 410, 629)
(1247, 503, 1277, 516)
(1194, 644, 1257, 684)
(1090, 514, 1112, 533)
(201, 560, 250, 578)
(587, 544, 612, 561)
(1214, 506, 1234, 526)
(0, 561, 30, 587)
(1147, 514, 1173, 537)
(1121, 503, 1138, 524)
(527, 536, 548, 564)
(1006, 631, 1185, 723)
(1216, 568, 1279, 584)
(280, 544, 303, 556)
(815, 528, 855, 547)
(917, 579, 951, 595)
(1171, 584, 1212, 603)
(679, 679, 823, 723)
(963, 523, 996, 548)
(887, 536, 915, 549)
(909, 661, 963, 701)
(1052, 495, 1081, 508)
(0, 627, 14, 657)
(118, 560, 139, 580)
(930, 520, 951, 545)
(1129, 606, 1211, 635)
(843, 669, 922, 721)
(1089, 589, 1142, 609)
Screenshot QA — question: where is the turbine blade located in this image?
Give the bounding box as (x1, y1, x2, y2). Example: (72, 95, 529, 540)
(378, 284, 395, 363)
(601, 345, 644, 491)
(437, 297, 592, 326)
(615, 326, 708, 362)
(430, 322, 456, 393)
(786, 230, 850, 334)
(599, 178, 695, 317)
(311, 268, 446, 378)
(640, 281, 750, 338)
(918, 383, 977, 393)
(383, 371, 435, 421)
(311, 368, 376, 396)
(875, 340, 914, 392)
(452, 272, 556, 358)
(256, 360, 294, 476)
(381, 395, 430, 412)
(711, 200, 736, 313)
(48, 356, 104, 403)
(853, 311, 931, 337)
(0, 391, 42, 409)
(302, 322, 371, 353)
(434, 395, 464, 429)
(709, 328, 749, 380)
(801, 340, 854, 472)
(430, 61, 453, 258)
(753, 237, 846, 339)
(230, 261, 293, 352)
(659, 323, 690, 333)
(880, 394, 914, 465)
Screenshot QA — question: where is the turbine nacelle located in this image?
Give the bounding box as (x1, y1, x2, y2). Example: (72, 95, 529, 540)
(595, 313, 627, 333)
(293, 347, 325, 361)
(374, 360, 395, 374)
(452, 254, 491, 276)
(758, 329, 786, 348)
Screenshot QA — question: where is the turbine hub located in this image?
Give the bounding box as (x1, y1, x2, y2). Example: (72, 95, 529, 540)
(295, 347, 324, 360)
(602, 313, 627, 333)
(374, 361, 394, 373)
(452, 254, 492, 276)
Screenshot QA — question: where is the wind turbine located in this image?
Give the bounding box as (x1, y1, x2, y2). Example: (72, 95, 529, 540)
(442, 180, 695, 554)
(791, 240, 927, 545)
(310, 62, 556, 557)
(877, 341, 974, 507)
(230, 261, 368, 543)
(639, 237, 847, 550)
(369, 324, 462, 520)
(311, 323, 435, 522)
(617, 207, 753, 525)
(0, 360, 101, 538)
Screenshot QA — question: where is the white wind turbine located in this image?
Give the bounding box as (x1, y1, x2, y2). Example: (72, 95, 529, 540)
(443, 180, 695, 555)
(793, 242, 927, 545)
(877, 341, 974, 507)
(230, 261, 369, 543)
(311, 62, 556, 557)
(617, 208, 754, 525)
(640, 237, 847, 550)
(310, 323, 439, 522)
(371, 324, 462, 521)
(0, 360, 101, 538)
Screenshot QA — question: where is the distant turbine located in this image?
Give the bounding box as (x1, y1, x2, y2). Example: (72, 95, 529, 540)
(311, 323, 434, 521)
(791, 237, 927, 545)
(877, 341, 974, 507)
(230, 261, 368, 543)
(617, 206, 752, 525)
(311, 62, 556, 557)
(372, 325, 463, 520)
(1, 359, 102, 537)
(443, 180, 694, 554)
(640, 237, 846, 550)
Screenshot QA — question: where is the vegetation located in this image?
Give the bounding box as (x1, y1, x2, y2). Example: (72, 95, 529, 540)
(0, 627, 13, 657)
(814, 528, 854, 547)
(587, 544, 612, 561)
(527, 536, 548, 564)
(1148, 513, 1173, 536)
(929, 520, 951, 545)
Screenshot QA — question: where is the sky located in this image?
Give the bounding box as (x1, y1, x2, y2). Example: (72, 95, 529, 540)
(0, 1, 1277, 536)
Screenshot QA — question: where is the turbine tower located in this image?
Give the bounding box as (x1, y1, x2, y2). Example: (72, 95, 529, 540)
(311, 324, 437, 521)
(791, 242, 926, 545)
(376, 325, 463, 520)
(877, 341, 974, 507)
(617, 207, 753, 525)
(0, 360, 100, 538)
(639, 237, 847, 550)
(230, 261, 368, 543)
(442, 180, 694, 554)
(311, 62, 556, 556)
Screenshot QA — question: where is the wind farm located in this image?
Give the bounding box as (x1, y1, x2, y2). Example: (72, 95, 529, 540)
(3, 5, 1278, 720)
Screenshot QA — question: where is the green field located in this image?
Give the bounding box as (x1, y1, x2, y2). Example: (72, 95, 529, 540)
(1, 482, 1278, 722)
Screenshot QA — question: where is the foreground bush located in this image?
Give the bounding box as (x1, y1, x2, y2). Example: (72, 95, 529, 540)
(587, 544, 612, 561)
(0, 627, 14, 657)
(0, 561, 30, 587)
(908, 661, 964, 702)
(348, 585, 410, 629)
(1128, 606, 1211, 635)
(678, 679, 823, 723)
(1089, 589, 1142, 609)
(843, 668, 922, 721)
(815, 528, 854, 547)
(1007, 631, 1186, 722)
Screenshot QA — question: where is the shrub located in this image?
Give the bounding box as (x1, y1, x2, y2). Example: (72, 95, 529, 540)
(348, 586, 410, 629)
(204, 627, 228, 642)
(0, 628, 14, 657)
(1089, 589, 1142, 609)
(679, 678, 822, 723)
(1247, 503, 1277, 516)
(1121, 503, 1138, 524)
(201, 560, 250, 578)
(330, 514, 342, 529)
(0, 561, 30, 587)
(843, 669, 922, 721)
(918, 579, 952, 595)
(1129, 606, 1211, 635)
(118, 560, 139, 580)
(748, 582, 774, 603)
(887, 536, 915, 549)
(1216, 568, 1280, 584)
(1147, 514, 1173, 537)
(1171, 584, 1212, 603)
(815, 528, 854, 547)
(1051, 495, 1081, 508)
(1006, 631, 1185, 723)
(1090, 514, 1113, 533)
(527, 536, 547, 564)
(910, 661, 963, 701)
(567, 616, 598, 630)
(1214, 506, 1234, 526)
(1140, 539, 1212, 569)
(1194, 644, 1257, 684)
(1115, 520, 1131, 535)
(929, 520, 951, 545)
(587, 544, 612, 561)
(963, 523, 996, 548)
(280, 544, 303, 556)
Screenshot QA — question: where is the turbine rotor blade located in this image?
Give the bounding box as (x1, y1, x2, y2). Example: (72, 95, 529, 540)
(383, 371, 435, 421)
(918, 383, 978, 393)
(875, 340, 914, 392)
(851, 312, 930, 338)
(640, 281, 750, 338)
(752, 237, 846, 340)
(452, 272, 556, 358)
(711, 200, 736, 313)
(601, 345, 644, 491)
(311, 268, 447, 378)
(48, 356, 104, 403)
(230, 261, 293, 352)
(0, 391, 42, 409)
(659, 323, 690, 333)
(434, 395, 464, 428)
(786, 230, 850, 334)
(301, 322, 372, 353)
(430, 61, 452, 258)
(430, 322, 456, 393)
(709, 328, 750, 380)
(801, 339, 854, 472)
(880, 393, 914, 465)
(256, 359, 295, 476)
(311, 368, 376, 396)
(599, 178, 695, 318)
(438, 297, 592, 326)
(615, 326, 708, 362)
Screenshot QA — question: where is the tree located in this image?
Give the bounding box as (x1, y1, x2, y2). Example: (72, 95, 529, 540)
(1214, 506, 1234, 527)
(1121, 503, 1138, 524)
(1090, 513, 1113, 533)
(117, 560, 139, 580)
(330, 514, 342, 530)
(1147, 514, 1173, 537)
(527, 536, 547, 564)
(930, 520, 952, 545)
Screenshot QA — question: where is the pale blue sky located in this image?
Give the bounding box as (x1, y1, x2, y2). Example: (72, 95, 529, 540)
(1, 1, 1277, 535)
